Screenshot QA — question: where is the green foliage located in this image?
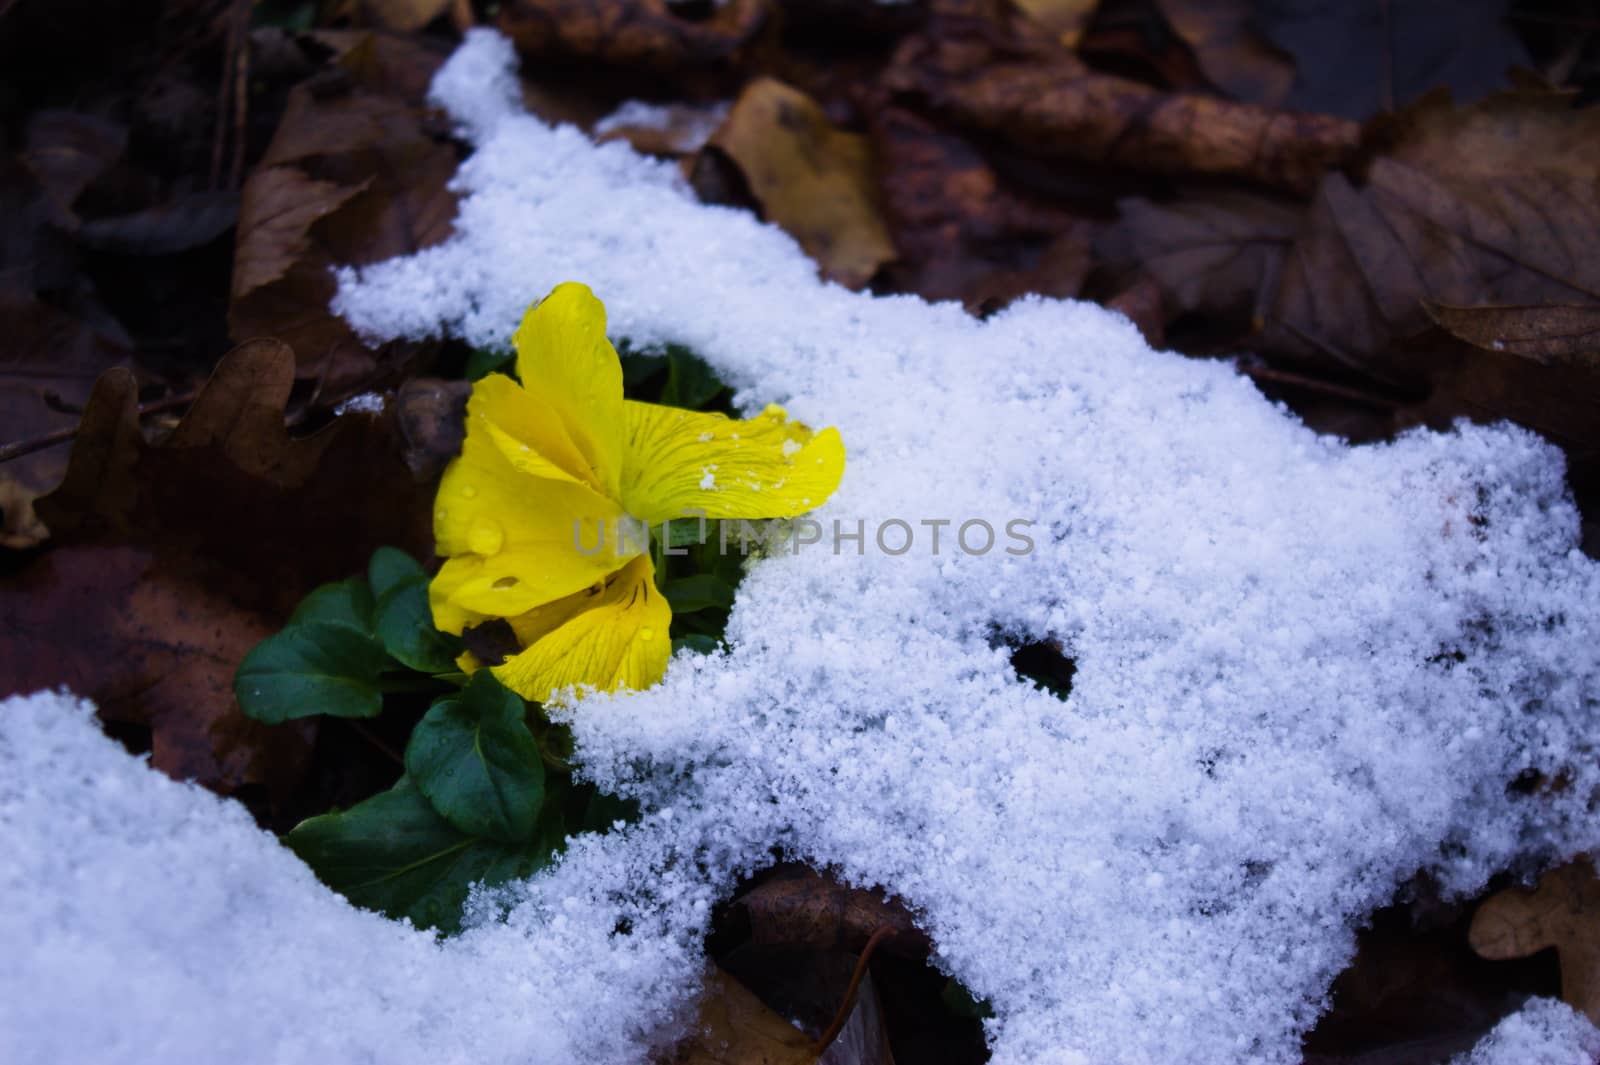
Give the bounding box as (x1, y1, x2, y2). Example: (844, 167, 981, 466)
(368, 545, 426, 600)
(663, 574, 736, 614)
(288, 576, 374, 629)
(235, 547, 461, 725)
(465, 346, 515, 382)
(375, 577, 463, 674)
(406, 673, 545, 843)
(283, 778, 563, 934)
(234, 622, 389, 723)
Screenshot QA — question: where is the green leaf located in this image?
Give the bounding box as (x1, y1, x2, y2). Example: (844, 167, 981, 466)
(672, 633, 722, 655)
(368, 546, 427, 602)
(235, 621, 389, 723)
(465, 347, 514, 381)
(375, 576, 462, 674)
(288, 577, 374, 631)
(284, 779, 563, 934)
(662, 575, 735, 614)
(941, 978, 994, 1019)
(661, 348, 727, 410)
(659, 515, 710, 548)
(405, 672, 545, 842)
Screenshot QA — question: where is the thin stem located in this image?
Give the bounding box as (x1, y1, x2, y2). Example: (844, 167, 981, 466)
(0, 389, 200, 465)
(811, 926, 891, 1057)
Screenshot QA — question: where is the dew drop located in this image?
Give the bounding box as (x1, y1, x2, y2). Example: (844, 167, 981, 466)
(640, 627, 655, 641)
(435, 508, 448, 522)
(469, 519, 504, 555)
(460, 484, 479, 498)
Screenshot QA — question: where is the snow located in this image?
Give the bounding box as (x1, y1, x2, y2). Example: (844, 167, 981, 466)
(0, 690, 705, 1064)
(333, 390, 386, 415)
(1448, 999, 1600, 1065)
(4, 27, 1600, 1065)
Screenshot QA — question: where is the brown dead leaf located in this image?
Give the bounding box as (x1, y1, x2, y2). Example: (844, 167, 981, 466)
(1269, 90, 1600, 375)
(36, 340, 432, 616)
(230, 39, 456, 373)
(883, 20, 1359, 195)
(1155, 0, 1294, 108)
(351, 0, 452, 33)
(870, 105, 1093, 311)
(702, 79, 896, 289)
(1096, 189, 1301, 324)
(1010, 0, 1098, 49)
(1425, 303, 1600, 368)
(496, 0, 772, 70)
(1470, 860, 1600, 1022)
(10, 340, 430, 800)
(668, 966, 817, 1065)
(0, 545, 314, 802)
(394, 375, 470, 480)
(20, 109, 127, 222)
(727, 865, 929, 959)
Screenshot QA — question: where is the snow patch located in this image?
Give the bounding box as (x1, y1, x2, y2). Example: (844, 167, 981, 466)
(1448, 999, 1600, 1065)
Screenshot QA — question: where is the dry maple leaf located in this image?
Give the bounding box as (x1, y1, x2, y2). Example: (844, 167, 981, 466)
(1470, 860, 1600, 1022)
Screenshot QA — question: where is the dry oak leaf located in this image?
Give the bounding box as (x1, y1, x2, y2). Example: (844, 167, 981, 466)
(1424, 303, 1600, 368)
(230, 44, 456, 369)
(1155, 0, 1293, 108)
(1268, 89, 1600, 375)
(35, 340, 433, 616)
(703, 79, 896, 289)
(496, 0, 771, 70)
(882, 24, 1359, 195)
(1470, 860, 1600, 1023)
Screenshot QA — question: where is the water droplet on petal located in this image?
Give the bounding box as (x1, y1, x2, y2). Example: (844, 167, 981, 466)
(435, 508, 448, 522)
(640, 627, 655, 641)
(461, 484, 479, 498)
(469, 519, 505, 556)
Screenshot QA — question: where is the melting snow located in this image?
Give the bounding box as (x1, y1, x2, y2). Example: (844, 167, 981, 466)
(6, 29, 1600, 1065)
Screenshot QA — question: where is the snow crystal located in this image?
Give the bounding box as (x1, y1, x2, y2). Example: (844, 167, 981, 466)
(7, 28, 1600, 1065)
(593, 99, 729, 154)
(333, 390, 386, 415)
(1449, 999, 1600, 1065)
(0, 690, 707, 1064)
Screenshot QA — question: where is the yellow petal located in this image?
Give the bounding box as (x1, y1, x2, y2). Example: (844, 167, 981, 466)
(431, 416, 638, 629)
(618, 400, 846, 522)
(469, 372, 599, 493)
(512, 282, 625, 497)
(492, 554, 672, 702)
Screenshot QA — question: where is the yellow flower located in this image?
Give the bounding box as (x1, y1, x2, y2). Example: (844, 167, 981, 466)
(429, 282, 845, 702)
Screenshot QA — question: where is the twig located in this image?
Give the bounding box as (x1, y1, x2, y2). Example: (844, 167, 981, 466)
(1239, 364, 1400, 411)
(811, 926, 891, 1058)
(345, 719, 405, 768)
(0, 389, 200, 466)
(229, 0, 250, 190)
